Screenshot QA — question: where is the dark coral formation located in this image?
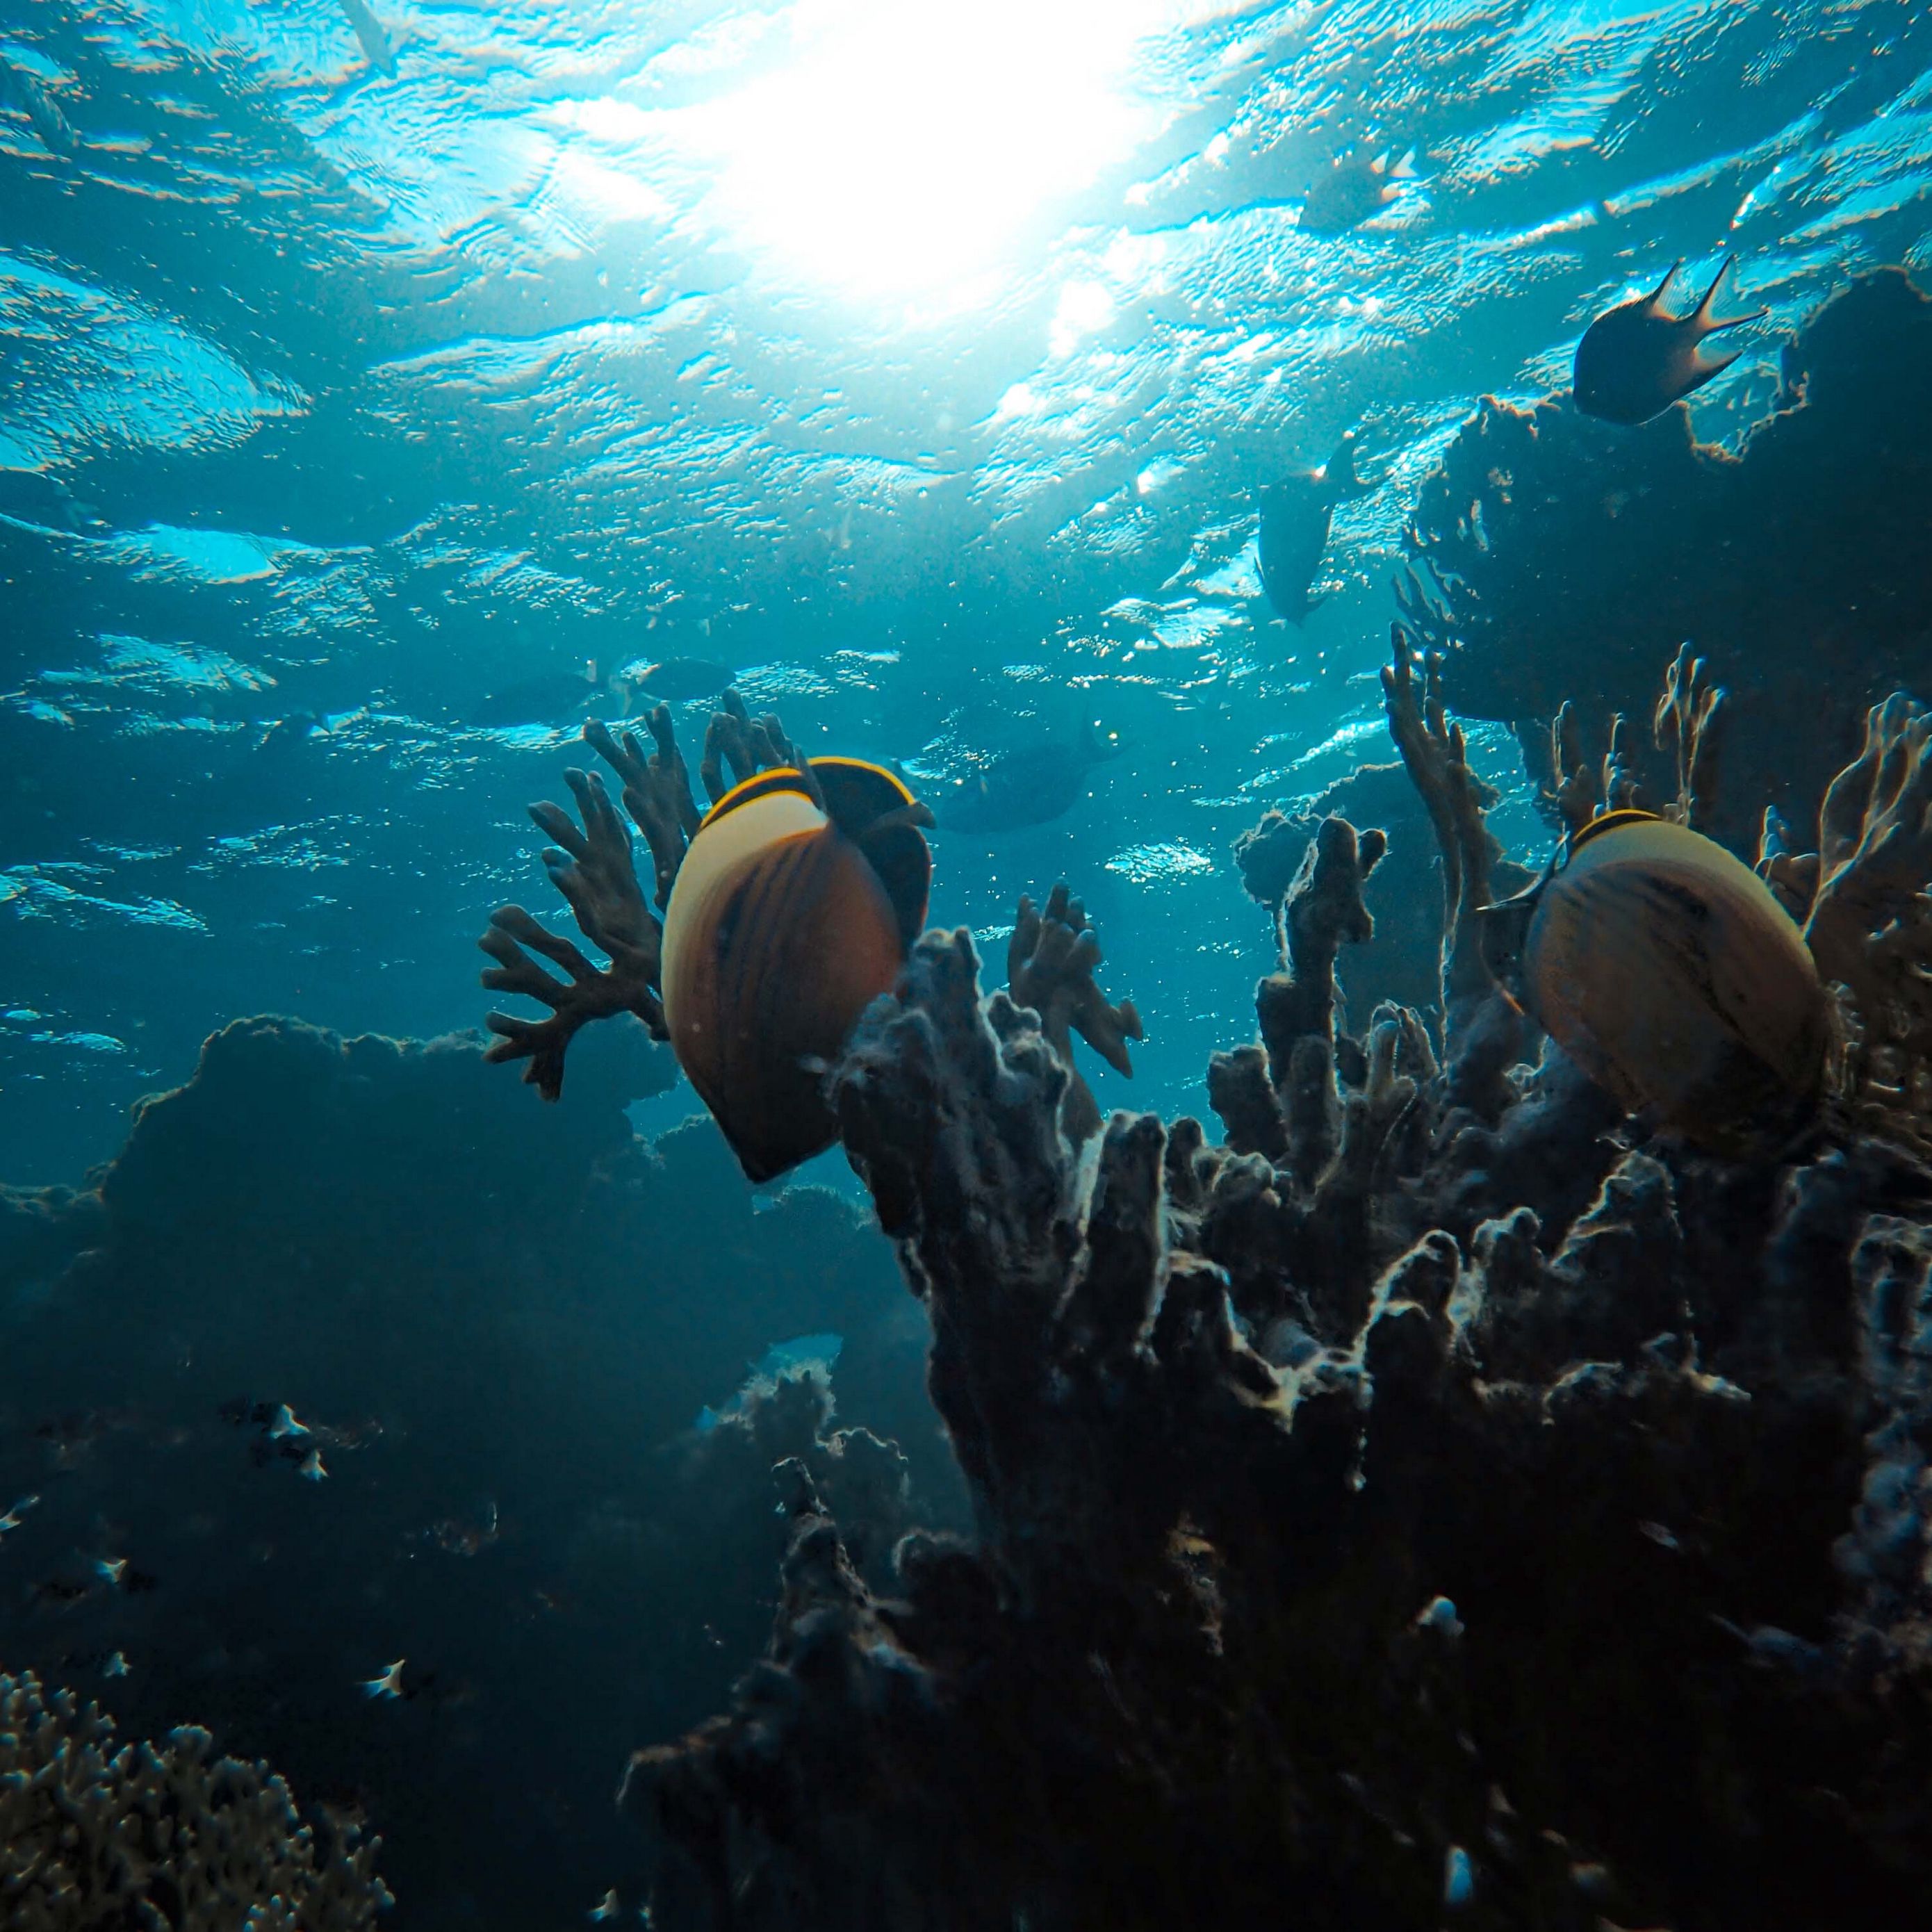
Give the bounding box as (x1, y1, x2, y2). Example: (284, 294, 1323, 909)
(626, 650, 1932, 1930)
(0, 1014, 956, 1930)
(1, 1669, 390, 1929)
(1400, 267, 1932, 848)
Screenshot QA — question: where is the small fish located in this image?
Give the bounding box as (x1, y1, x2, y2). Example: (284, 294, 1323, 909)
(103, 1650, 130, 1678)
(625, 659, 736, 705)
(590, 1894, 623, 1924)
(660, 758, 933, 1181)
(1257, 432, 1373, 626)
(361, 1658, 407, 1700)
(1478, 810, 1826, 1152)
(297, 1448, 329, 1480)
(336, 0, 397, 76)
(0, 1493, 38, 1535)
(1299, 146, 1416, 234)
(1573, 256, 1767, 426)
(933, 722, 1124, 835)
(265, 1403, 309, 1440)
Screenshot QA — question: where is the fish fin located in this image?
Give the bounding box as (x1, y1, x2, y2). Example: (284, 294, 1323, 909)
(1687, 343, 1747, 385)
(1388, 148, 1418, 180)
(1698, 306, 1768, 336)
(1646, 259, 1685, 310)
(1473, 888, 1541, 1002)
(1690, 254, 1737, 320)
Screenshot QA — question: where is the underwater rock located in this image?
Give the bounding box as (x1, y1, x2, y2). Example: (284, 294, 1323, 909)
(625, 648, 1932, 1932)
(1401, 268, 1932, 847)
(0, 1668, 391, 1929)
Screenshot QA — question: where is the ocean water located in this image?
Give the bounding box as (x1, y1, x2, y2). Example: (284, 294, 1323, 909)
(3, 1, 1931, 1926)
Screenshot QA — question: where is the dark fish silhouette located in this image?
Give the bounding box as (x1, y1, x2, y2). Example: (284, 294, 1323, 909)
(660, 758, 933, 1182)
(337, 0, 397, 76)
(1479, 809, 1826, 1152)
(1573, 257, 1767, 425)
(473, 661, 609, 726)
(933, 723, 1124, 835)
(1299, 147, 1416, 234)
(1257, 433, 1371, 625)
(628, 659, 735, 705)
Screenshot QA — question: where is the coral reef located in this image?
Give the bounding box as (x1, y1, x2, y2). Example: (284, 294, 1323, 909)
(0, 1669, 389, 1929)
(1400, 268, 1932, 848)
(625, 648, 1932, 1931)
(0, 1014, 956, 1931)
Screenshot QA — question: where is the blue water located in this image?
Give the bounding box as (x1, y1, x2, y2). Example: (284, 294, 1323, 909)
(3, 0, 1926, 1183)
(4, 6, 1932, 1925)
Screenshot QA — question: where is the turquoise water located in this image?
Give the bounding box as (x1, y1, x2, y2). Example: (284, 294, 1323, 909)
(4, 0, 1927, 1181)
(4, 7, 1932, 1926)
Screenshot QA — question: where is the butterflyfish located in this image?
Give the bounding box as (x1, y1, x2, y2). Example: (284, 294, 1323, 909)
(1573, 257, 1767, 427)
(1478, 810, 1826, 1153)
(660, 757, 933, 1181)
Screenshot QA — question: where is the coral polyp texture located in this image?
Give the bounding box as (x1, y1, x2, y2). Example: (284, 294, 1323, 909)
(1399, 268, 1932, 850)
(623, 653, 1932, 1931)
(0, 1669, 390, 1930)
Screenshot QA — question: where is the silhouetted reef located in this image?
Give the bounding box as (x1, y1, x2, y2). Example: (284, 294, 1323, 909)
(0, 1014, 957, 1930)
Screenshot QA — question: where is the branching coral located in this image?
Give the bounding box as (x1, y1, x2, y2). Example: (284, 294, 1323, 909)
(0, 1669, 391, 1929)
(1400, 268, 1932, 848)
(621, 636, 1932, 1932)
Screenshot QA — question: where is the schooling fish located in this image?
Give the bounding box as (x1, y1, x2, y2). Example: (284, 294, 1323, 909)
(1573, 257, 1767, 426)
(626, 658, 736, 705)
(1479, 809, 1826, 1153)
(933, 721, 1123, 835)
(1257, 432, 1370, 625)
(1299, 147, 1416, 235)
(660, 757, 933, 1181)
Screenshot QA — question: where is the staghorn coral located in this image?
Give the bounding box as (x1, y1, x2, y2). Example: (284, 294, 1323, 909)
(620, 646, 1932, 1932)
(0, 1668, 390, 1929)
(1400, 268, 1932, 850)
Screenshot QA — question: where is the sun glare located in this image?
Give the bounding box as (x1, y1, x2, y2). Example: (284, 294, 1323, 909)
(681, 0, 1177, 306)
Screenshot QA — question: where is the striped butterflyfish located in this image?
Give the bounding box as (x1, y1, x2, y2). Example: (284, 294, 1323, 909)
(1479, 809, 1826, 1153)
(660, 758, 932, 1182)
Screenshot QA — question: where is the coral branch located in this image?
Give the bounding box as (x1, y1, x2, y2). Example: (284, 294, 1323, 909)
(1653, 641, 1726, 830)
(1806, 691, 1932, 994)
(1381, 624, 1523, 1081)
(479, 767, 666, 1100)
(583, 709, 701, 906)
(1006, 883, 1143, 1144)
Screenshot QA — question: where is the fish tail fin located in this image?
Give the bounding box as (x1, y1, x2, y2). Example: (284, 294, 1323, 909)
(1325, 429, 1375, 498)
(1689, 343, 1747, 385)
(1388, 148, 1418, 180)
(1692, 254, 1737, 320)
(1692, 256, 1768, 334)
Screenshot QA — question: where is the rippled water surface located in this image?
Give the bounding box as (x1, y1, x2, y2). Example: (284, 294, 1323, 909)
(3, 0, 1931, 1177)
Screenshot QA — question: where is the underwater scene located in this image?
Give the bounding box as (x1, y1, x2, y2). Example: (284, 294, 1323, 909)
(5, 0, 1932, 1924)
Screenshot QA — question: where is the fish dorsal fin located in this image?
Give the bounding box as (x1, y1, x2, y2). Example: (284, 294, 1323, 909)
(1563, 806, 1664, 862)
(700, 764, 819, 831)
